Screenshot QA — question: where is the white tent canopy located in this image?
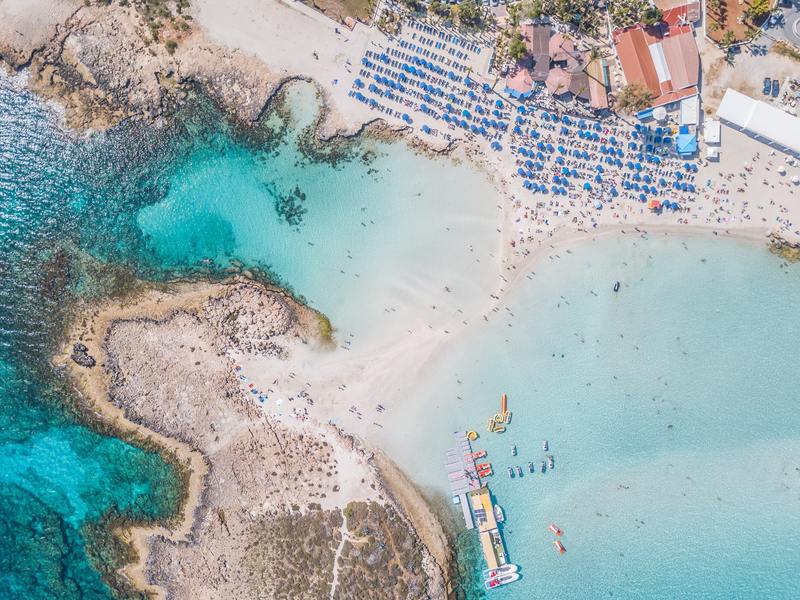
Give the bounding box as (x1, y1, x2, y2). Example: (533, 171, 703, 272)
(704, 119, 721, 144)
(716, 89, 800, 155)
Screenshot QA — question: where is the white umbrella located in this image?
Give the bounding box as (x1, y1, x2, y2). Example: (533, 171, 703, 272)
(653, 106, 668, 121)
(791, 175, 800, 185)
(778, 165, 787, 175)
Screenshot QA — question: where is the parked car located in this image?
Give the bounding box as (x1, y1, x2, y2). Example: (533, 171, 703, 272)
(763, 77, 772, 95)
(772, 79, 780, 97)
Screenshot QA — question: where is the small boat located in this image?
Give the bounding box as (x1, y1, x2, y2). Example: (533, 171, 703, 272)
(515, 465, 523, 477)
(476, 462, 491, 470)
(547, 454, 555, 469)
(478, 469, 493, 478)
(613, 280, 620, 292)
(504, 410, 512, 424)
(467, 430, 479, 441)
(494, 504, 505, 523)
(470, 450, 487, 459)
(553, 540, 566, 554)
(548, 523, 563, 536)
(527, 461, 534, 473)
(507, 466, 514, 478)
(542, 440, 549, 451)
(511, 444, 517, 456)
(484, 572, 520, 589)
(482, 564, 518, 578)
(540, 460, 547, 473)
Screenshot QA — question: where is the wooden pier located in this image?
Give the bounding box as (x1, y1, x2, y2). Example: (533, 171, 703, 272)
(444, 431, 481, 529)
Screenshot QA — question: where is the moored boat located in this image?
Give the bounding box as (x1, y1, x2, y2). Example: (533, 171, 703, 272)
(482, 564, 518, 578)
(542, 439, 549, 451)
(507, 466, 514, 478)
(494, 504, 505, 523)
(553, 540, 566, 554)
(511, 444, 517, 456)
(540, 460, 546, 473)
(547, 454, 555, 469)
(527, 461, 534, 473)
(484, 572, 520, 590)
(515, 465, 523, 477)
(548, 523, 563, 536)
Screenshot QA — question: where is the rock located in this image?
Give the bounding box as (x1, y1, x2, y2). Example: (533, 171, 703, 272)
(70, 342, 96, 367)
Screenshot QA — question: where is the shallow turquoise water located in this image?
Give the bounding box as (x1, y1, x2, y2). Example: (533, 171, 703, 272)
(401, 234, 800, 599)
(3, 69, 800, 600)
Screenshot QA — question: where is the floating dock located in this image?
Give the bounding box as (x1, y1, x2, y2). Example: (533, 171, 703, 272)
(469, 487, 508, 569)
(444, 431, 482, 529)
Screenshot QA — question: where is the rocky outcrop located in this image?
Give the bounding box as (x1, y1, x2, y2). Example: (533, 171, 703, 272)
(70, 342, 96, 367)
(86, 281, 446, 599)
(0, 1, 281, 130)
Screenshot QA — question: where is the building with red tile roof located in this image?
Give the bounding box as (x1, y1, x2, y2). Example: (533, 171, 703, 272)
(612, 24, 699, 108)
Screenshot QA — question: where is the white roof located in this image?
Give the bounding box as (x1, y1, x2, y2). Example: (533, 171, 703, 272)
(679, 95, 699, 125)
(648, 42, 671, 84)
(704, 119, 721, 144)
(706, 146, 719, 159)
(716, 88, 800, 154)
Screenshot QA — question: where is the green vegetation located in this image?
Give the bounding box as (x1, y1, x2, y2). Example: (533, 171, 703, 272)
(508, 30, 527, 61)
(744, 0, 771, 22)
(540, 0, 601, 35)
(451, 0, 487, 30)
(772, 40, 800, 62)
(641, 5, 663, 25)
(720, 29, 736, 48)
(615, 82, 653, 114)
(428, 0, 452, 20)
(377, 8, 402, 34)
(608, 0, 651, 28)
(521, 0, 545, 19)
(165, 39, 178, 54)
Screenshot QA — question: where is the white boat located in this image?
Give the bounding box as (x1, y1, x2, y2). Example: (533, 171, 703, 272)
(482, 563, 518, 578)
(484, 572, 520, 590)
(542, 439, 549, 451)
(494, 504, 505, 523)
(511, 444, 517, 456)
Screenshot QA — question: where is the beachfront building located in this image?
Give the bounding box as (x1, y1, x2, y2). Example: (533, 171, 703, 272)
(715, 88, 800, 156)
(504, 25, 608, 109)
(612, 24, 700, 110)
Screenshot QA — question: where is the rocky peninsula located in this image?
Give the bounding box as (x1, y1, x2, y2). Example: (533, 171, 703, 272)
(57, 278, 450, 599)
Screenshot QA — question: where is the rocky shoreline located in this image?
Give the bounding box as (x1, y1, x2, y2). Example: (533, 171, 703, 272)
(55, 277, 451, 599)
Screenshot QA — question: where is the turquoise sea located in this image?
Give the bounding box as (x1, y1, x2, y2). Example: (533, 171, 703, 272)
(1, 70, 799, 600)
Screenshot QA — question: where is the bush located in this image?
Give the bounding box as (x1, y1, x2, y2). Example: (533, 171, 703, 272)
(165, 39, 178, 54)
(615, 82, 653, 114)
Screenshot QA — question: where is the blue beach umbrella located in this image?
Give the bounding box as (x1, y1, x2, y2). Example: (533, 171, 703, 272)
(595, 174, 603, 183)
(518, 167, 526, 176)
(611, 187, 619, 197)
(495, 100, 504, 108)
(513, 125, 522, 134)
(583, 182, 592, 191)
(556, 156, 565, 165)
(571, 169, 578, 177)
(596, 164, 604, 173)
